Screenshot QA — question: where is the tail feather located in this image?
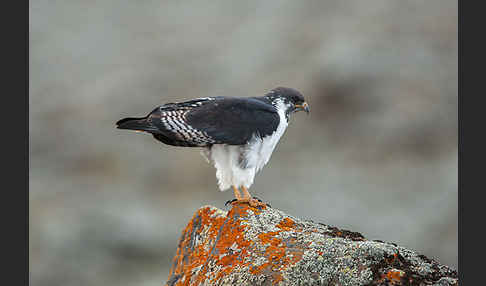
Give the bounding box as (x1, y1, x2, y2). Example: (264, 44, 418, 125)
(116, 116, 158, 132)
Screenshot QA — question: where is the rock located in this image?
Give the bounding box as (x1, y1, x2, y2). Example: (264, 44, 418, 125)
(165, 203, 457, 286)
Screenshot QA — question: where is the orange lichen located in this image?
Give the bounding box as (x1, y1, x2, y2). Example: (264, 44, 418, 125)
(167, 204, 304, 286)
(167, 207, 226, 285)
(380, 269, 404, 285)
(249, 221, 303, 282)
(276, 217, 295, 231)
(231, 201, 266, 215)
(258, 231, 282, 245)
(273, 273, 284, 284)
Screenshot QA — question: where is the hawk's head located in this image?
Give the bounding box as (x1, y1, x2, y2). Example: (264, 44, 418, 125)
(265, 87, 310, 115)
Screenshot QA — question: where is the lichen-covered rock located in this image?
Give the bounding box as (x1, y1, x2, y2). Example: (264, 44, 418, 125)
(165, 203, 457, 286)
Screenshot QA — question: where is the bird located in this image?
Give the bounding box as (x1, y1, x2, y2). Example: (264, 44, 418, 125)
(116, 87, 309, 208)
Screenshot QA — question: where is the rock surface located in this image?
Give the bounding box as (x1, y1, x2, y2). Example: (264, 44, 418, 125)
(165, 203, 457, 286)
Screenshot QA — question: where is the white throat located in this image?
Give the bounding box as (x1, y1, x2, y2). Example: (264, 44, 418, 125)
(256, 99, 289, 172)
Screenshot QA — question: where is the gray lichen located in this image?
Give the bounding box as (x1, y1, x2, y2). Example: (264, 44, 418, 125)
(166, 204, 458, 286)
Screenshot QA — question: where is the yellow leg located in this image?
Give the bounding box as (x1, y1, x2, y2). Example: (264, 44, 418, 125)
(240, 186, 251, 200)
(232, 185, 243, 200)
(240, 186, 267, 208)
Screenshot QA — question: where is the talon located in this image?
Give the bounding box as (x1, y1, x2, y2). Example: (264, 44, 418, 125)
(229, 198, 268, 209)
(232, 186, 268, 208)
(251, 196, 270, 207)
(248, 198, 268, 209)
(225, 199, 237, 206)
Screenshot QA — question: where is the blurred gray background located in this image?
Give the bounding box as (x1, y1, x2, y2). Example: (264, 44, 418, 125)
(29, 1, 457, 285)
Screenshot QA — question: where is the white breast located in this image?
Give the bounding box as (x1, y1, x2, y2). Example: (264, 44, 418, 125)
(253, 102, 288, 172)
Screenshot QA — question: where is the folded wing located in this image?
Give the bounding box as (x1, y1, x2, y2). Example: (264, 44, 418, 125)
(118, 97, 280, 147)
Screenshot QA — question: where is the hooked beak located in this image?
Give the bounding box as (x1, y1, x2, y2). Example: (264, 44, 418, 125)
(295, 102, 310, 114)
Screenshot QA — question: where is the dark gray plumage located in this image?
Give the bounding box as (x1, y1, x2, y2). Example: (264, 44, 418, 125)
(116, 87, 307, 147)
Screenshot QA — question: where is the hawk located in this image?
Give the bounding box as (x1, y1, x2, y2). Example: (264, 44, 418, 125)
(116, 87, 309, 207)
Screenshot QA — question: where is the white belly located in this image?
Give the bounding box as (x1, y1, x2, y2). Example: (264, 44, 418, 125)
(208, 144, 256, 191)
(203, 107, 288, 191)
